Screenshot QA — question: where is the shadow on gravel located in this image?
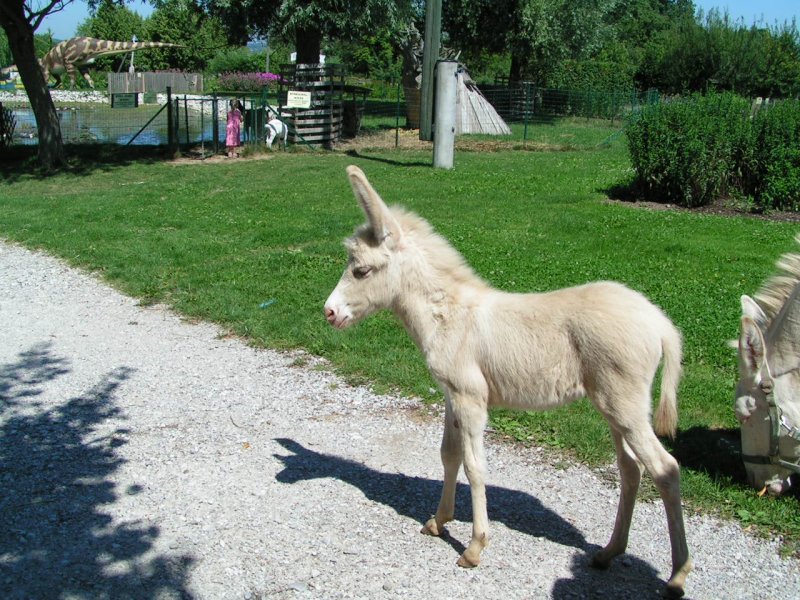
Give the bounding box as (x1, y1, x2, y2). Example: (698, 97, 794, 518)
(274, 438, 667, 596)
(551, 552, 672, 600)
(0, 343, 194, 599)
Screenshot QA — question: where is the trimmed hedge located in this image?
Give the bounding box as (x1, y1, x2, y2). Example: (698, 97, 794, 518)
(745, 100, 800, 211)
(626, 93, 800, 210)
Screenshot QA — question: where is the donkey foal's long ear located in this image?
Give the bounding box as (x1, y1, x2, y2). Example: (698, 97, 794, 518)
(346, 165, 402, 242)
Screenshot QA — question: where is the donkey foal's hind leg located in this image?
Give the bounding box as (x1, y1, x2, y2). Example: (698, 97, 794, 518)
(591, 427, 643, 569)
(622, 428, 693, 598)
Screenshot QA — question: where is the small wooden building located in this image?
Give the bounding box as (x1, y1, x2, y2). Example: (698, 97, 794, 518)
(278, 63, 345, 148)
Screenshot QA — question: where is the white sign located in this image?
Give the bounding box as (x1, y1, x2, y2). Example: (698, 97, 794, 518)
(286, 90, 312, 109)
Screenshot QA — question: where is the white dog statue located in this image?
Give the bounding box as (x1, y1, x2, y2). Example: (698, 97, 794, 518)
(266, 118, 288, 150)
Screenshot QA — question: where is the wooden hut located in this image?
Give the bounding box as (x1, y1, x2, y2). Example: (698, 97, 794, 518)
(278, 63, 345, 148)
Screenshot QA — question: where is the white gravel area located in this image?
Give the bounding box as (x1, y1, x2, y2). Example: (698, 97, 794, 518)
(1, 240, 798, 599)
(0, 90, 110, 104)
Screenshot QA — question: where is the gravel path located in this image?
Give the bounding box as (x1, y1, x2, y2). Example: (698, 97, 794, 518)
(1, 241, 798, 599)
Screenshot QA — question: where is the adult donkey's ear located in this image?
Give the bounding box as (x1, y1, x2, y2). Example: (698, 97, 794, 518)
(741, 295, 768, 331)
(346, 165, 403, 244)
(739, 315, 768, 381)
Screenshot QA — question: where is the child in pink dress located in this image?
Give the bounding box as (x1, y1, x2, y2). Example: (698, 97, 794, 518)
(226, 99, 243, 158)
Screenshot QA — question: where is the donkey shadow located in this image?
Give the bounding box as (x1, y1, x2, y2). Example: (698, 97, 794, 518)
(672, 425, 800, 497)
(273, 437, 666, 596)
(672, 425, 746, 483)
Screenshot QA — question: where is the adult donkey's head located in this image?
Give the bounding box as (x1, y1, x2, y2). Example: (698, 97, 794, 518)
(735, 246, 800, 496)
(324, 166, 406, 330)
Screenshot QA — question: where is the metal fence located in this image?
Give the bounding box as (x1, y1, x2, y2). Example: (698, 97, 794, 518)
(0, 89, 272, 153)
(0, 82, 659, 153)
(353, 82, 660, 149)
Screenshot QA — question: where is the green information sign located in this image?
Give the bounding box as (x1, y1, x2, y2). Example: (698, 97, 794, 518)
(111, 93, 139, 109)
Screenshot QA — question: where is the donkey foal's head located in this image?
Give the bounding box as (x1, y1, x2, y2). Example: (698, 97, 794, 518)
(324, 166, 406, 329)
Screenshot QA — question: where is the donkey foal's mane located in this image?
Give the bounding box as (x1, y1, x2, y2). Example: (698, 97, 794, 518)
(352, 205, 488, 288)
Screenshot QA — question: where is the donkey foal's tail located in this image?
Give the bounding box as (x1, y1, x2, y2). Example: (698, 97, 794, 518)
(654, 323, 682, 439)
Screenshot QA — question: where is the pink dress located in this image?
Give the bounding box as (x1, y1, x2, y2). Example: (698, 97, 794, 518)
(226, 108, 242, 147)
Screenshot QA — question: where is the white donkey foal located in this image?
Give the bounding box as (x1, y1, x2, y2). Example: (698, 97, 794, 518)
(324, 166, 692, 597)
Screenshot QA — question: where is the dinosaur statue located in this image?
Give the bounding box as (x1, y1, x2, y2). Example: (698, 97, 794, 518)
(38, 36, 180, 89)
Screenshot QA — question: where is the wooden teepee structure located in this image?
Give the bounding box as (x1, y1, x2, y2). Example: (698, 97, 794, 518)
(455, 68, 511, 136)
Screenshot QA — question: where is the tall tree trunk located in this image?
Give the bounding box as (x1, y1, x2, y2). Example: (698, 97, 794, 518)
(295, 25, 322, 64)
(509, 53, 524, 85)
(0, 4, 65, 171)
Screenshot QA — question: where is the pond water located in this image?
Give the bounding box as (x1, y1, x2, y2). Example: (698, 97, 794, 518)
(9, 103, 230, 146)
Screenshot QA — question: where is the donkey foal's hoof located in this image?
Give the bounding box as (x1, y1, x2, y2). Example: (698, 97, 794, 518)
(589, 551, 612, 570)
(663, 558, 692, 599)
(457, 553, 479, 568)
(663, 582, 685, 599)
(420, 518, 442, 537)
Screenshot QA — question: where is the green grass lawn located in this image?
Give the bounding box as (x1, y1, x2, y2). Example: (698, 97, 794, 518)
(2, 144, 799, 553)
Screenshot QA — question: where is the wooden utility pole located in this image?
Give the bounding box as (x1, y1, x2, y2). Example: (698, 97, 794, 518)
(419, 0, 442, 141)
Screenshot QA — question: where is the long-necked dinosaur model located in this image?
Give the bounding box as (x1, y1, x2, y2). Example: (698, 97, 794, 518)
(40, 36, 180, 89)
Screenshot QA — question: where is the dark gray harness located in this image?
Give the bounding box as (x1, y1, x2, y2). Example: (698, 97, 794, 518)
(740, 376, 800, 474)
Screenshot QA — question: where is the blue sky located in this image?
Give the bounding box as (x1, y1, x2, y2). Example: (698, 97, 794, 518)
(39, 0, 798, 41)
(694, 0, 797, 25)
(40, 1, 153, 40)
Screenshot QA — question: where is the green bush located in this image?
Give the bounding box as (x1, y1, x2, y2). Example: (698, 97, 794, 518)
(745, 100, 800, 211)
(208, 47, 267, 75)
(626, 93, 751, 207)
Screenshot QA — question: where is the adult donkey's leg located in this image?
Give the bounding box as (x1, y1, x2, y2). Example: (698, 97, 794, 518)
(422, 397, 463, 537)
(591, 427, 643, 568)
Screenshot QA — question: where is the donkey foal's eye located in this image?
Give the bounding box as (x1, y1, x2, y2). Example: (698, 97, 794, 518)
(353, 266, 372, 279)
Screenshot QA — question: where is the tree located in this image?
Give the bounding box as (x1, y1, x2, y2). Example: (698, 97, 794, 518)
(76, 0, 146, 85)
(78, 0, 144, 41)
(0, 0, 66, 170)
(327, 29, 403, 81)
(0, 30, 13, 68)
(638, 8, 800, 96)
(445, 0, 618, 84)
(203, 0, 412, 65)
(77, 0, 227, 74)
(143, 0, 227, 72)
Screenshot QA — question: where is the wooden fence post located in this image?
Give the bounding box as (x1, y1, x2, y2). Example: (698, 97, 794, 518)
(166, 86, 179, 158)
(212, 93, 219, 155)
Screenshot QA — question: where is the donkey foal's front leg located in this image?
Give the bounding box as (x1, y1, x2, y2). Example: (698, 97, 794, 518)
(422, 395, 490, 568)
(455, 397, 490, 567)
(422, 400, 462, 537)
